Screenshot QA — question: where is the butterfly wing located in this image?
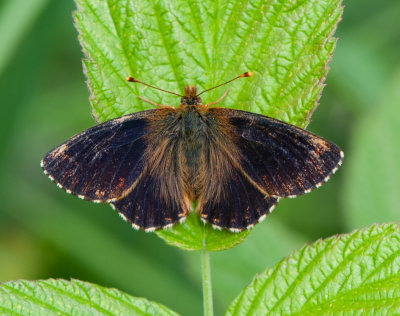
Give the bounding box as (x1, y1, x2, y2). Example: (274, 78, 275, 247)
(199, 162, 279, 231)
(41, 109, 189, 230)
(41, 111, 153, 202)
(198, 108, 342, 231)
(111, 171, 188, 231)
(111, 113, 191, 231)
(208, 108, 343, 198)
(194, 110, 277, 231)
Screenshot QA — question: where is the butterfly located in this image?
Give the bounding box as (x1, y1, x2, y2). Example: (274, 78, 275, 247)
(41, 72, 343, 232)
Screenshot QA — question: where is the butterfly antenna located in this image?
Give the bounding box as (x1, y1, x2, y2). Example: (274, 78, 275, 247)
(197, 72, 252, 96)
(126, 77, 183, 97)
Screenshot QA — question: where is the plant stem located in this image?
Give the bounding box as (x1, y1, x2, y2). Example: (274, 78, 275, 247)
(201, 249, 213, 316)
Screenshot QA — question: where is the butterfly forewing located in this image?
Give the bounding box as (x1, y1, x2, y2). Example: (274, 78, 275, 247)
(208, 108, 343, 199)
(41, 110, 156, 202)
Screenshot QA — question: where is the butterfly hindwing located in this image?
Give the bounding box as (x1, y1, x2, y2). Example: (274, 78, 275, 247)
(111, 169, 189, 231)
(199, 162, 278, 231)
(193, 112, 278, 231)
(209, 108, 343, 198)
(41, 110, 156, 202)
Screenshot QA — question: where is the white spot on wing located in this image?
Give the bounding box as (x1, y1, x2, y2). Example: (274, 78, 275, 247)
(144, 226, 156, 232)
(161, 223, 174, 229)
(179, 217, 186, 224)
(118, 212, 128, 222)
(228, 227, 241, 233)
(245, 224, 254, 230)
(257, 214, 267, 223)
(211, 224, 222, 231)
(131, 223, 140, 230)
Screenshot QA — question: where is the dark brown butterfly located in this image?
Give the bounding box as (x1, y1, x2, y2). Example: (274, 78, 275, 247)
(41, 72, 343, 232)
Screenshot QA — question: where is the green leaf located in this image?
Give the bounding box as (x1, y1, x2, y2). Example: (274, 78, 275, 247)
(74, 0, 342, 126)
(156, 212, 250, 251)
(0, 279, 178, 316)
(226, 223, 400, 315)
(343, 70, 400, 229)
(73, 0, 343, 250)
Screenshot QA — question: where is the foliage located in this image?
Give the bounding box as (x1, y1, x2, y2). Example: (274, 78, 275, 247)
(0, 279, 178, 315)
(2, 224, 400, 315)
(227, 223, 400, 315)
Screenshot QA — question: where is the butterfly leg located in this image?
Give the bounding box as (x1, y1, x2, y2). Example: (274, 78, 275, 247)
(204, 89, 229, 107)
(137, 96, 175, 109)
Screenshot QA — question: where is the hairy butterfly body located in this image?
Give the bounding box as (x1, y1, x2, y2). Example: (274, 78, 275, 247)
(41, 73, 343, 232)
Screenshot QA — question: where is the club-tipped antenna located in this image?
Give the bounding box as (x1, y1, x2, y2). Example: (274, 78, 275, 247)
(126, 76, 183, 97)
(197, 72, 252, 96)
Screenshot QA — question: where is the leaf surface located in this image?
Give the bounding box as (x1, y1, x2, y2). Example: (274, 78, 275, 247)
(227, 223, 400, 315)
(0, 279, 178, 316)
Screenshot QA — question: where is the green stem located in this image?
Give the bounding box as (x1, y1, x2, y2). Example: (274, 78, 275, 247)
(201, 249, 213, 316)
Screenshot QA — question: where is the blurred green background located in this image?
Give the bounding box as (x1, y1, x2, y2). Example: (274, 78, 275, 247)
(0, 0, 399, 315)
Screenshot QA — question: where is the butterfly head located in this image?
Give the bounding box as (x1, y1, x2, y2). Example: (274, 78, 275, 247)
(181, 85, 202, 106)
